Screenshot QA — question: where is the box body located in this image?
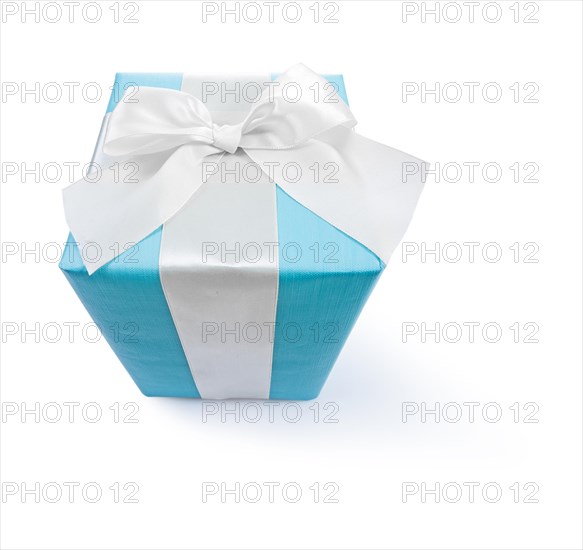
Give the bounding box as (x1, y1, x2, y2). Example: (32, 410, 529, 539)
(60, 73, 384, 399)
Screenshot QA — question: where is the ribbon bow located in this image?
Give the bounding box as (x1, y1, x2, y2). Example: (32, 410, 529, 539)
(64, 64, 426, 274)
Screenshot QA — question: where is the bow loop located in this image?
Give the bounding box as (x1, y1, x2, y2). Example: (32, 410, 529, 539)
(237, 64, 357, 150)
(102, 87, 215, 157)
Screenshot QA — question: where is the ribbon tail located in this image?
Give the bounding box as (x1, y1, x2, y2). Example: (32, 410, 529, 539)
(63, 146, 220, 275)
(245, 128, 428, 265)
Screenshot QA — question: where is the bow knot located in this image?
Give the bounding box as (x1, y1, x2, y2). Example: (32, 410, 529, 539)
(212, 123, 242, 154)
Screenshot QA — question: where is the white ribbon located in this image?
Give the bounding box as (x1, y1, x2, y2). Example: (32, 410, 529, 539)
(63, 64, 426, 274)
(63, 64, 427, 399)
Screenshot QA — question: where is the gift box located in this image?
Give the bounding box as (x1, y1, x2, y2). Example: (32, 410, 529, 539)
(60, 65, 426, 400)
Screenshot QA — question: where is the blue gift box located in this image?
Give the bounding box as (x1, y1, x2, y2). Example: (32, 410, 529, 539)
(60, 73, 384, 400)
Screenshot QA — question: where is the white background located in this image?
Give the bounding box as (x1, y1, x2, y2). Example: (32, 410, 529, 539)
(1, 1, 582, 549)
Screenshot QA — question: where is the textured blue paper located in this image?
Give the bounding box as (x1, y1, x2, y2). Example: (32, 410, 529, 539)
(61, 229, 200, 397)
(60, 73, 384, 399)
(271, 187, 383, 399)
